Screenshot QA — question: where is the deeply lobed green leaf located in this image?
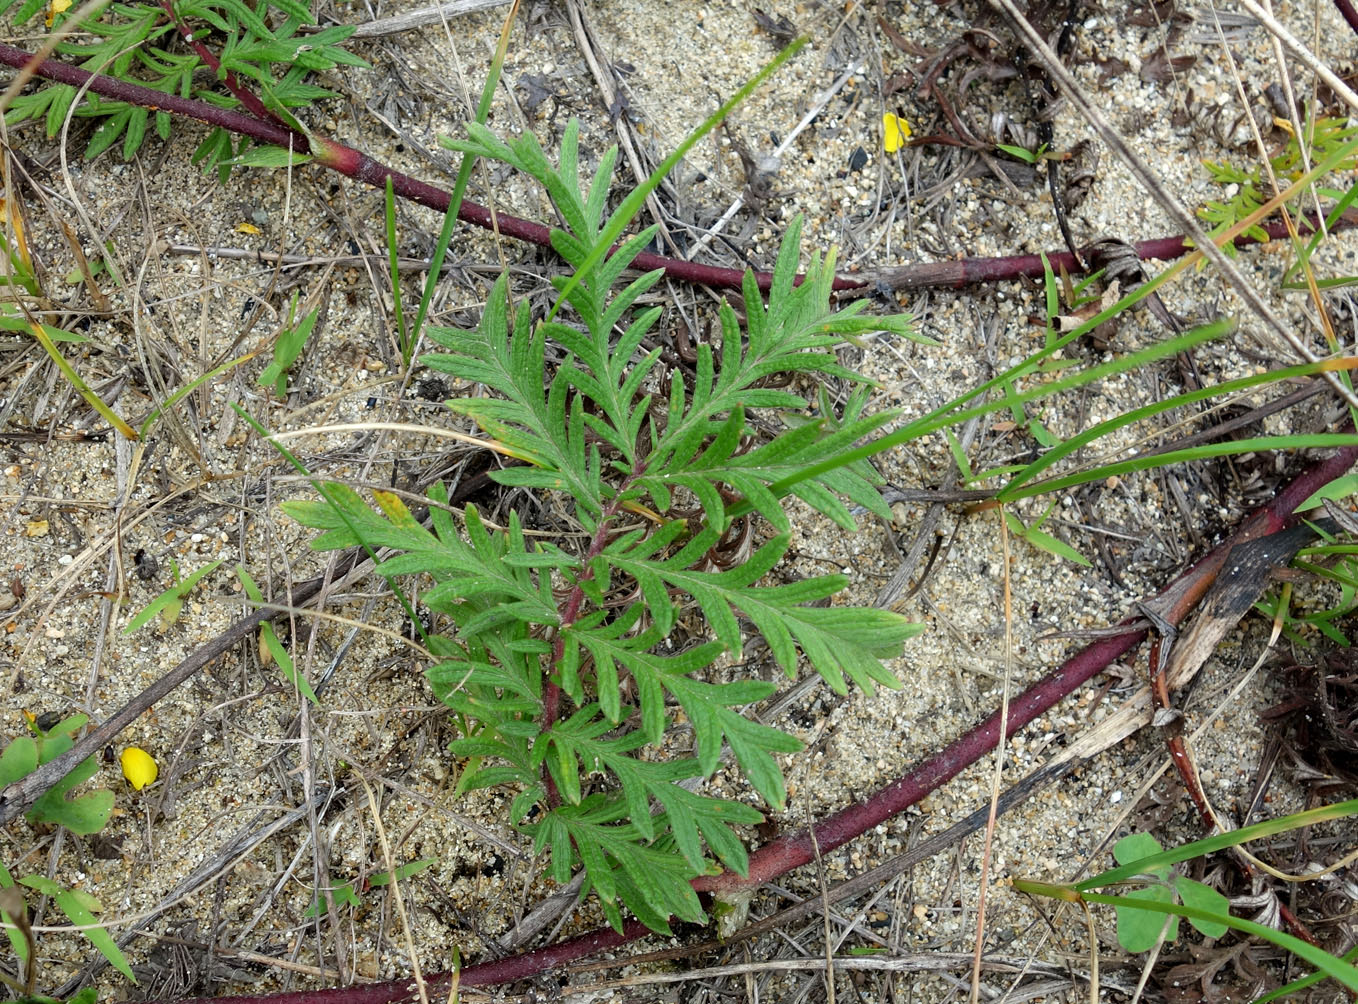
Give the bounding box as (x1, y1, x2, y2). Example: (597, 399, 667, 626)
(3, 0, 364, 169)
(290, 108, 922, 936)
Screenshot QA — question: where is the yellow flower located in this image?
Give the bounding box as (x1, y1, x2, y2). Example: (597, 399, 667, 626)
(883, 113, 911, 153)
(120, 747, 158, 790)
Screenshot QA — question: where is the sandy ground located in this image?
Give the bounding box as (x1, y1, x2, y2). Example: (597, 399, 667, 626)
(1, 0, 1356, 1001)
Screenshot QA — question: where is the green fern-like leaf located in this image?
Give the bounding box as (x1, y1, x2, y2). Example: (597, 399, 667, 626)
(2, 0, 364, 168)
(287, 115, 925, 935)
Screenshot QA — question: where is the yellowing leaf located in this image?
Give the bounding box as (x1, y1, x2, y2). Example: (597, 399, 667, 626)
(234, 222, 261, 235)
(883, 113, 911, 153)
(120, 747, 158, 790)
(373, 489, 418, 529)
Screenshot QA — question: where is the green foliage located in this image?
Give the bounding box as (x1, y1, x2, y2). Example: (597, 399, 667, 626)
(0, 719, 133, 983)
(13, 876, 134, 983)
(996, 141, 1052, 165)
(236, 566, 319, 703)
(0, 0, 365, 175)
(1198, 114, 1358, 250)
(383, 179, 413, 370)
(258, 291, 320, 398)
(303, 859, 436, 918)
(1004, 503, 1091, 568)
(1015, 800, 1358, 994)
(123, 556, 224, 633)
(0, 715, 113, 835)
(1108, 831, 1228, 952)
(284, 118, 925, 934)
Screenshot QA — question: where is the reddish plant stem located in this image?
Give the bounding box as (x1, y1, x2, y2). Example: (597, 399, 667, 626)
(541, 465, 644, 806)
(1, 41, 1352, 295)
(1334, 0, 1358, 34)
(1148, 633, 1216, 829)
(702, 441, 1358, 895)
(163, 441, 1358, 1004)
(864, 217, 1356, 290)
(170, 920, 651, 1004)
(156, 0, 286, 128)
(700, 635, 1142, 890)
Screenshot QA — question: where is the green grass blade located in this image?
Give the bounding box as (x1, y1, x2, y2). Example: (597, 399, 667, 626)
(122, 558, 224, 634)
(998, 356, 1358, 498)
(1254, 943, 1358, 1003)
(385, 176, 409, 367)
(1074, 798, 1358, 890)
(27, 319, 137, 440)
(726, 318, 1232, 522)
(237, 566, 320, 705)
(1079, 889, 1358, 991)
(408, 0, 517, 350)
(139, 350, 256, 438)
(1006, 433, 1358, 500)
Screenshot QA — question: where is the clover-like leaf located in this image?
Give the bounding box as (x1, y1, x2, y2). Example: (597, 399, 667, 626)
(1115, 883, 1179, 953)
(28, 756, 114, 835)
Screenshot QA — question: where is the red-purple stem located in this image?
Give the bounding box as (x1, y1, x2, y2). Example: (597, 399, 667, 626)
(173, 920, 651, 1004)
(0, 41, 1349, 294)
(156, 0, 286, 128)
(541, 466, 644, 805)
(163, 441, 1358, 1004)
(1333, 0, 1358, 34)
(700, 445, 1358, 892)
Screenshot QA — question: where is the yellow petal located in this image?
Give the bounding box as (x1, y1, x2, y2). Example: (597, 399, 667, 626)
(235, 222, 261, 235)
(883, 113, 911, 154)
(120, 747, 158, 790)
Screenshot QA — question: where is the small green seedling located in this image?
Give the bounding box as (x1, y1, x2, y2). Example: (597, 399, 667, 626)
(1199, 113, 1358, 251)
(0, 718, 133, 983)
(0, 714, 114, 835)
(996, 141, 1054, 165)
(1000, 375, 1060, 449)
(1004, 503, 1091, 568)
(123, 557, 224, 633)
(237, 566, 319, 704)
(1106, 831, 1229, 952)
(304, 859, 436, 918)
(259, 291, 320, 399)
